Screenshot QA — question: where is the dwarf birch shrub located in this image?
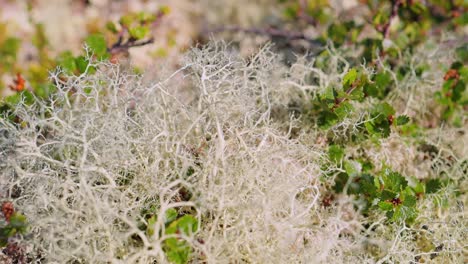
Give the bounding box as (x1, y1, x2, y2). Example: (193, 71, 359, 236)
(0, 41, 466, 263)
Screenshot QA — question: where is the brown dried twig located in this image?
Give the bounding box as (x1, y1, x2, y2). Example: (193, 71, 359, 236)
(211, 25, 321, 47)
(108, 32, 154, 54)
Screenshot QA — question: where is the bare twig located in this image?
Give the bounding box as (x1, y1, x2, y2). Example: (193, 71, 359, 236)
(211, 25, 321, 47)
(108, 37, 154, 54)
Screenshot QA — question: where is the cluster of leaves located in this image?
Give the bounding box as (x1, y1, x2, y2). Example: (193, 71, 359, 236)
(111, 8, 169, 41)
(57, 8, 169, 76)
(266, 2, 465, 228)
(0, 8, 169, 121)
(274, 1, 467, 127)
(57, 8, 170, 75)
(0, 24, 21, 81)
(309, 65, 450, 226)
(0, 202, 28, 247)
(141, 206, 199, 264)
(435, 56, 467, 127)
(281, 0, 466, 49)
(0, 213, 28, 248)
(327, 146, 442, 224)
(0, 21, 55, 119)
(311, 67, 409, 137)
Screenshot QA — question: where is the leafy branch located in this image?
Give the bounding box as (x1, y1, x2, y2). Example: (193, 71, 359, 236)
(377, 0, 402, 39)
(108, 30, 154, 54)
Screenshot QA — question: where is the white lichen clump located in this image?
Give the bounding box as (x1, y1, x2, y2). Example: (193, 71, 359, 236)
(0, 42, 465, 263)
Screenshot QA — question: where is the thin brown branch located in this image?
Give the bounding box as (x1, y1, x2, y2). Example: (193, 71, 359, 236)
(211, 25, 321, 46)
(332, 81, 361, 110)
(108, 38, 154, 54)
(380, 0, 401, 39)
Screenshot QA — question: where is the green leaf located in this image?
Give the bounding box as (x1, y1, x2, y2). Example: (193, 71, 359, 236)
(360, 173, 376, 189)
(0, 227, 16, 247)
(403, 194, 416, 207)
(159, 6, 171, 15)
(318, 110, 339, 129)
(450, 61, 463, 71)
(146, 215, 157, 236)
(165, 208, 178, 224)
(328, 145, 344, 163)
(365, 71, 392, 98)
(137, 11, 156, 23)
(360, 38, 383, 62)
(375, 102, 395, 119)
(452, 80, 465, 102)
(106, 21, 119, 33)
(365, 119, 391, 138)
(333, 172, 349, 193)
(459, 66, 468, 82)
(35, 83, 57, 99)
(129, 26, 149, 40)
(284, 6, 299, 19)
(366, 102, 397, 138)
(164, 215, 198, 264)
(349, 86, 365, 101)
(0, 37, 21, 70)
(4, 93, 22, 105)
(75, 56, 89, 74)
(174, 215, 198, 235)
(426, 179, 441, 194)
(373, 10, 388, 26)
(119, 14, 134, 27)
(409, 2, 426, 14)
(455, 44, 468, 62)
(321, 87, 337, 102)
(412, 181, 425, 195)
(57, 51, 77, 74)
(380, 190, 397, 200)
(378, 201, 393, 211)
(7, 212, 28, 234)
(85, 34, 108, 57)
(1, 37, 21, 56)
(334, 101, 353, 119)
(344, 160, 360, 177)
(393, 205, 417, 224)
(327, 23, 348, 46)
(396, 115, 410, 126)
(383, 171, 407, 192)
(343, 68, 358, 87)
(32, 23, 48, 50)
(166, 215, 198, 236)
(360, 160, 374, 172)
(166, 246, 191, 264)
(454, 12, 468, 26)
